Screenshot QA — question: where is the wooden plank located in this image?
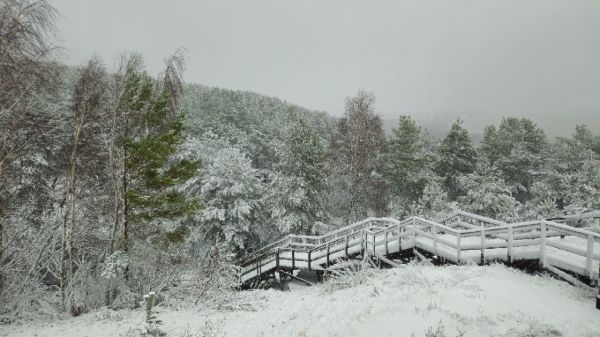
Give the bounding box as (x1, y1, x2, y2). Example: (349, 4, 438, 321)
(545, 264, 594, 292)
(413, 249, 433, 266)
(278, 270, 313, 286)
(375, 254, 400, 268)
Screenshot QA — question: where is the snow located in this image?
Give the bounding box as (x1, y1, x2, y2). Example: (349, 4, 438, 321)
(3, 264, 599, 337)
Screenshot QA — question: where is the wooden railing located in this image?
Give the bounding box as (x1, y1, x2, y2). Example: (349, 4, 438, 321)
(239, 212, 600, 290)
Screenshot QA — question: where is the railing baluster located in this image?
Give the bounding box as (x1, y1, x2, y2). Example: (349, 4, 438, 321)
(480, 226, 485, 265)
(292, 250, 295, 270)
(432, 223, 438, 259)
(345, 235, 349, 258)
(540, 221, 546, 268)
(372, 230, 376, 256)
(456, 232, 462, 264)
(308, 250, 312, 271)
(586, 234, 594, 283)
(507, 225, 513, 264)
(398, 225, 403, 251)
(385, 228, 389, 255)
(363, 231, 367, 256)
(412, 218, 417, 254)
(326, 242, 330, 268)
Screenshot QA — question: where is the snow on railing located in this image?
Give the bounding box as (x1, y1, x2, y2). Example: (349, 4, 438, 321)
(239, 212, 600, 298)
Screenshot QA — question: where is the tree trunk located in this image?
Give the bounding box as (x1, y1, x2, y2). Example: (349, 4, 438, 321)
(0, 207, 4, 291)
(121, 115, 130, 282)
(61, 122, 83, 311)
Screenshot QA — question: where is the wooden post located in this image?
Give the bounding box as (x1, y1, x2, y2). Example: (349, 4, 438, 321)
(345, 235, 349, 258)
(275, 248, 280, 272)
(258, 258, 262, 277)
(385, 229, 389, 255)
(308, 250, 312, 271)
(507, 225, 514, 264)
(456, 232, 462, 264)
(291, 250, 295, 270)
(432, 224, 438, 259)
(480, 226, 485, 265)
(412, 218, 417, 254)
(586, 234, 594, 283)
(540, 221, 546, 268)
(372, 231, 376, 256)
(399, 226, 403, 251)
(326, 242, 330, 268)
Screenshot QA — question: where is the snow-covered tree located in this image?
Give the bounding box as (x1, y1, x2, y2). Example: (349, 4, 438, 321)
(328, 91, 387, 222)
(383, 115, 432, 216)
(457, 160, 520, 222)
(270, 119, 327, 234)
(480, 118, 547, 203)
(410, 179, 452, 221)
(435, 119, 477, 199)
(200, 146, 263, 255)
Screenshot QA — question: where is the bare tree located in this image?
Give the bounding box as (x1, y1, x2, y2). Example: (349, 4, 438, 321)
(0, 0, 57, 290)
(60, 58, 107, 310)
(328, 91, 387, 222)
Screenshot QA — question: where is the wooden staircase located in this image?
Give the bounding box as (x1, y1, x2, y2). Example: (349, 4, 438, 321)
(238, 211, 600, 308)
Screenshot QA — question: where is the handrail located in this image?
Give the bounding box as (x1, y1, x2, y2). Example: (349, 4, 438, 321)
(239, 212, 600, 288)
(239, 217, 398, 266)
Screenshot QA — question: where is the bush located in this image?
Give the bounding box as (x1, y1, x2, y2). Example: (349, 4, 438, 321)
(323, 259, 375, 292)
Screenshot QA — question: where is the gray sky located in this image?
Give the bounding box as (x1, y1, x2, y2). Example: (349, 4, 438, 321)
(52, 0, 600, 136)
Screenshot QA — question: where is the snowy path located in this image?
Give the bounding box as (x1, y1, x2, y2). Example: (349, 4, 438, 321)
(3, 264, 600, 337)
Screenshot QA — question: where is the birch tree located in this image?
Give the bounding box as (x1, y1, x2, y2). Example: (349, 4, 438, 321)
(0, 0, 57, 291)
(60, 58, 107, 309)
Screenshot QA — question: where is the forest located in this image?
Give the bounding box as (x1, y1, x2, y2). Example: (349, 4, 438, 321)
(1, 0, 600, 323)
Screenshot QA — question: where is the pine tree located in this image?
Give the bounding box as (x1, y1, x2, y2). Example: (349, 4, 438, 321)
(383, 115, 431, 215)
(435, 119, 477, 199)
(411, 179, 451, 221)
(457, 160, 520, 221)
(481, 117, 547, 203)
(199, 146, 263, 255)
(115, 53, 201, 278)
(270, 119, 327, 234)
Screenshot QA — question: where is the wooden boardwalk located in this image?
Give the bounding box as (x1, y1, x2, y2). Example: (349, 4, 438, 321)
(239, 211, 600, 304)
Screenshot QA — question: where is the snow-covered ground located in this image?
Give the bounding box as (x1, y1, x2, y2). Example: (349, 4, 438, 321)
(2, 263, 599, 337)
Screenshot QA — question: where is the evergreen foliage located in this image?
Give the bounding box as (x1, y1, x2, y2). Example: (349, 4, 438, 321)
(270, 119, 327, 234)
(435, 119, 477, 199)
(481, 117, 547, 203)
(384, 115, 432, 215)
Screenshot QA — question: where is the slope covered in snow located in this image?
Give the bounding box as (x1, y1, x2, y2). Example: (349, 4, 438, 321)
(3, 264, 599, 337)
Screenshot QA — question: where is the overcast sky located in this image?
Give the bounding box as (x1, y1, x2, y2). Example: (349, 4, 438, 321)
(51, 0, 600, 136)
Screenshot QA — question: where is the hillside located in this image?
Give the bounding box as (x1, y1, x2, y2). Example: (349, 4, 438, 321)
(182, 84, 335, 169)
(4, 264, 599, 337)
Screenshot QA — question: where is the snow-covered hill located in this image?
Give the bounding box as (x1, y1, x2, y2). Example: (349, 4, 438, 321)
(3, 263, 599, 337)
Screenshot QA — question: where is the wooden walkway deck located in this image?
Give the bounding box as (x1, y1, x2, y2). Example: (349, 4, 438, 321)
(238, 211, 600, 305)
